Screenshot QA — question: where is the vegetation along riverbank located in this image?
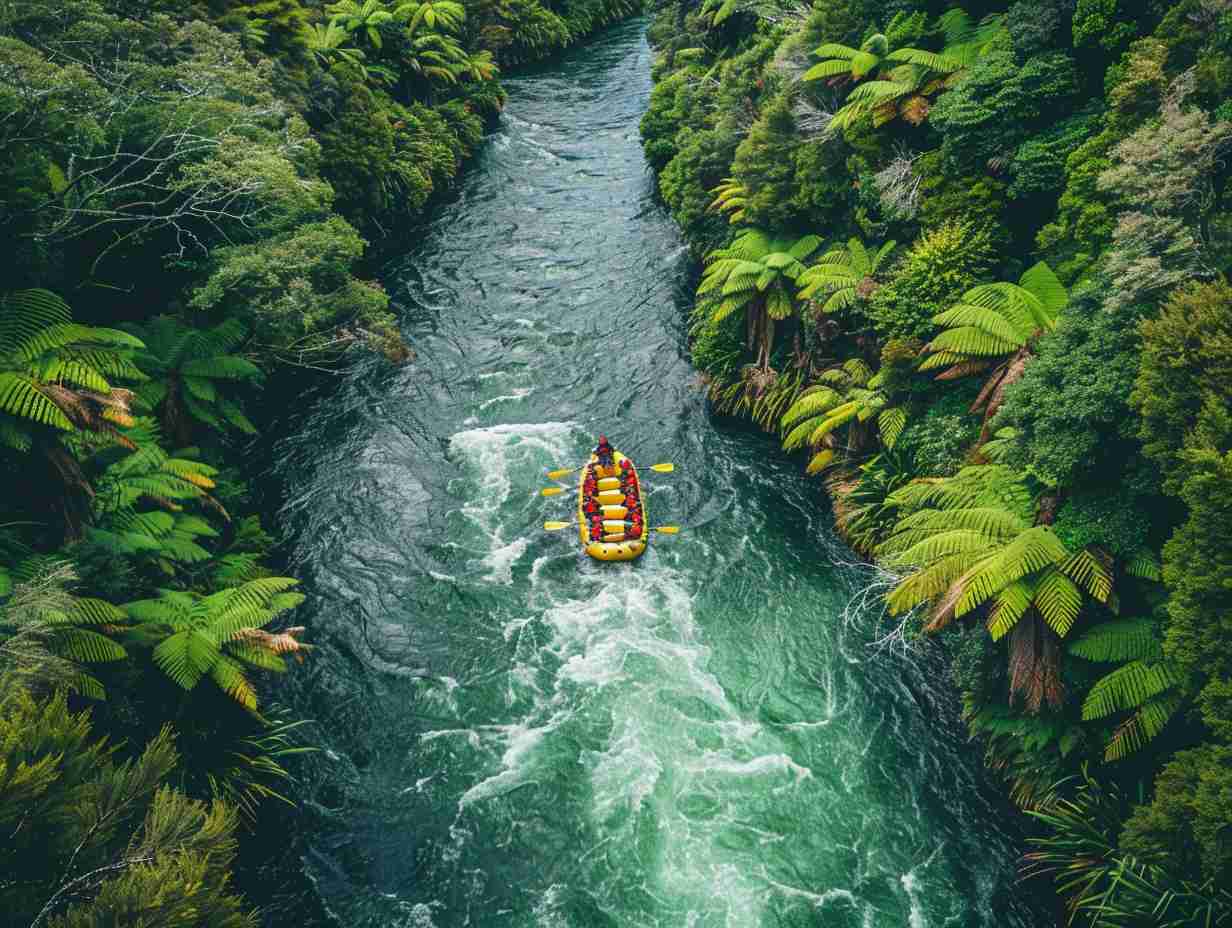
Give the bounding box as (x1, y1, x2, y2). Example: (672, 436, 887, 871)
(641, 0, 1232, 921)
(0, 0, 640, 923)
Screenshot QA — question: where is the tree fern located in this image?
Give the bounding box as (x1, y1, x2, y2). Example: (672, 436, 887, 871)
(780, 361, 905, 473)
(805, 28, 971, 131)
(797, 238, 896, 314)
(1069, 617, 1183, 760)
(920, 261, 1066, 374)
(697, 230, 821, 369)
(0, 563, 127, 698)
(879, 465, 1114, 708)
(0, 290, 144, 458)
(123, 578, 307, 709)
(129, 317, 261, 444)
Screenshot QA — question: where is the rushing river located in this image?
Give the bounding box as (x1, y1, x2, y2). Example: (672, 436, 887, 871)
(272, 19, 1045, 928)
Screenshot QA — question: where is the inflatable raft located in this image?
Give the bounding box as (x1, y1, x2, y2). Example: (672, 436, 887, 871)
(577, 450, 647, 561)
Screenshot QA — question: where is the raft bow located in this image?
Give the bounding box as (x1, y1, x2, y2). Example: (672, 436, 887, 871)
(577, 449, 647, 562)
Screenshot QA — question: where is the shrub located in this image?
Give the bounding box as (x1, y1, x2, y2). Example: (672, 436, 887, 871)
(863, 222, 994, 341)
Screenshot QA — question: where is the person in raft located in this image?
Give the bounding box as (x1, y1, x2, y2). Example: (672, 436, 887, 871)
(594, 435, 616, 474)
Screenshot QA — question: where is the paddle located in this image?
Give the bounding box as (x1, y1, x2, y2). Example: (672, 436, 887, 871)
(543, 521, 679, 534)
(540, 487, 566, 497)
(544, 462, 676, 480)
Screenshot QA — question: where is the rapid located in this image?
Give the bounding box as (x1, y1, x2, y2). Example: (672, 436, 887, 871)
(270, 19, 1046, 927)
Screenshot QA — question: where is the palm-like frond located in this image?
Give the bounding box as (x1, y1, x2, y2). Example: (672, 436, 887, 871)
(798, 238, 895, 312)
(124, 577, 306, 708)
(920, 262, 1066, 374)
(1069, 618, 1162, 662)
(393, 0, 465, 34)
(0, 290, 145, 450)
(1081, 660, 1183, 720)
(880, 465, 1113, 694)
(780, 359, 905, 468)
(129, 317, 260, 439)
(0, 562, 127, 698)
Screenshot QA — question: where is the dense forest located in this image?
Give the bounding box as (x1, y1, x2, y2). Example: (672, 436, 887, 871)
(641, 0, 1232, 921)
(0, 0, 637, 923)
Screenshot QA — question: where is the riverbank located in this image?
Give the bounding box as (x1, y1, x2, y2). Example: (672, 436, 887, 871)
(640, 0, 1232, 918)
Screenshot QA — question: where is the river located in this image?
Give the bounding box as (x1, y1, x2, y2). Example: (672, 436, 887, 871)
(271, 19, 1045, 928)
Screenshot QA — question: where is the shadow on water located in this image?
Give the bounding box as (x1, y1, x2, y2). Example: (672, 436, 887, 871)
(262, 17, 1054, 928)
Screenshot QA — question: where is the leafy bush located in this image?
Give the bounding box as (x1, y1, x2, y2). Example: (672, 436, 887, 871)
(864, 221, 994, 340)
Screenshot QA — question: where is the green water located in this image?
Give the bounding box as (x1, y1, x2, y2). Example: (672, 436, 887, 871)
(272, 20, 1045, 927)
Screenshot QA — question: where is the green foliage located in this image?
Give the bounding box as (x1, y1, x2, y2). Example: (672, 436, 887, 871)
(1072, 0, 1139, 55)
(129, 317, 262, 444)
(965, 697, 1086, 806)
(913, 151, 1010, 249)
(992, 289, 1145, 490)
(864, 222, 994, 341)
(834, 447, 919, 554)
(1026, 767, 1232, 926)
(727, 95, 803, 229)
(190, 217, 401, 362)
(1118, 743, 1232, 889)
(797, 237, 896, 316)
(687, 301, 744, 381)
(929, 41, 1079, 172)
(1008, 110, 1100, 202)
(122, 577, 307, 709)
(0, 563, 126, 700)
(1134, 281, 1232, 493)
(1052, 490, 1150, 559)
(1159, 450, 1232, 683)
(896, 406, 979, 478)
(0, 687, 255, 928)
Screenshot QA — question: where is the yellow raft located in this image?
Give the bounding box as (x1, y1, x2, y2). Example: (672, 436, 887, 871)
(577, 450, 647, 562)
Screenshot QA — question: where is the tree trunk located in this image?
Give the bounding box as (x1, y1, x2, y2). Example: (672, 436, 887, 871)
(36, 438, 94, 544)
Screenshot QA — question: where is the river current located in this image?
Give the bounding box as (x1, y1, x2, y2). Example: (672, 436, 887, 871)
(271, 19, 1045, 928)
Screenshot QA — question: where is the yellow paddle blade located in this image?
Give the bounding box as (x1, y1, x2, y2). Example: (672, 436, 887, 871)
(540, 487, 566, 497)
(543, 521, 573, 531)
(546, 467, 576, 480)
(654, 526, 680, 534)
(649, 463, 675, 473)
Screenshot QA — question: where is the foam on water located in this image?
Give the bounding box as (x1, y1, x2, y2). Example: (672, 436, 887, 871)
(437, 425, 828, 925)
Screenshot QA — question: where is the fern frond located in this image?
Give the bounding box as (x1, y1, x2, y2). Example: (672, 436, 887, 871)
(781, 386, 842, 429)
(1082, 660, 1182, 720)
(52, 628, 127, 663)
(1103, 691, 1183, 761)
(0, 374, 73, 431)
(878, 406, 906, 448)
(986, 579, 1033, 640)
(1033, 570, 1083, 638)
(1060, 549, 1113, 603)
(1068, 618, 1162, 662)
(884, 47, 961, 72)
